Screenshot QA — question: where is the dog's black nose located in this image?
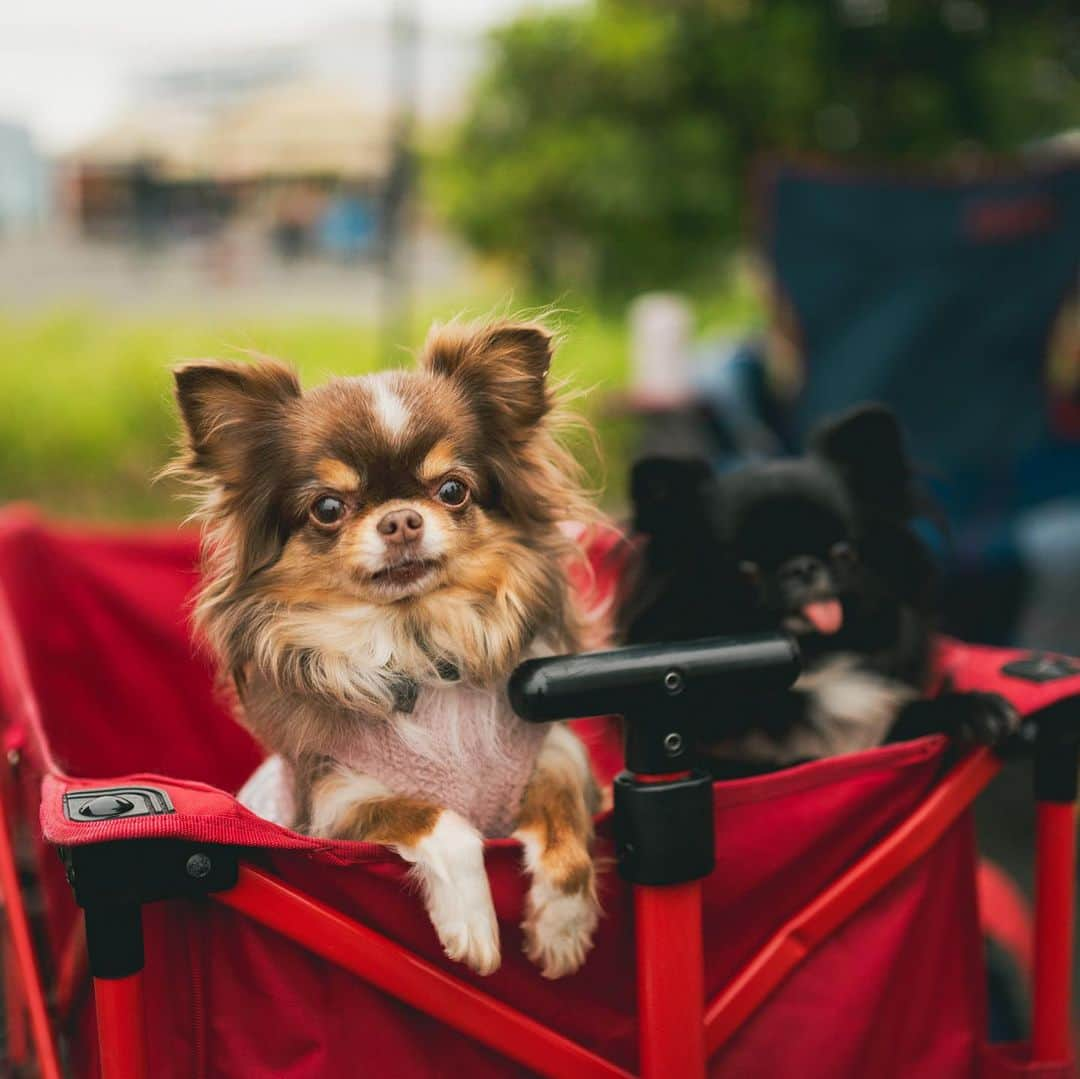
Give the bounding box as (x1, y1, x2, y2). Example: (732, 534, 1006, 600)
(377, 508, 424, 545)
(780, 556, 826, 587)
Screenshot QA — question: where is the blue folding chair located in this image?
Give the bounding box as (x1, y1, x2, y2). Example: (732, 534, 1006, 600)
(696, 159, 1080, 647)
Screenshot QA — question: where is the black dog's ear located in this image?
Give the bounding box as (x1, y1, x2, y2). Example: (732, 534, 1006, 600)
(811, 404, 913, 518)
(630, 456, 713, 535)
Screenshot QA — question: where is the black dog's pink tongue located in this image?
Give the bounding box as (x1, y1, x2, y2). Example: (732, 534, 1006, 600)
(802, 600, 843, 635)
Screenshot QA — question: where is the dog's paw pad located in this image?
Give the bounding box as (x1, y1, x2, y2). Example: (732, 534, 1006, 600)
(523, 889, 599, 979)
(440, 922, 501, 975)
(956, 693, 1018, 746)
(432, 901, 501, 975)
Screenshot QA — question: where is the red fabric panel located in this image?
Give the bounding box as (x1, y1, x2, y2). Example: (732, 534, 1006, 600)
(934, 638, 1080, 719)
(0, 508, 261, 788)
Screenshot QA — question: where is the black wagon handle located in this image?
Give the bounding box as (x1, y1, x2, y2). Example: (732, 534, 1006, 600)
(509, 633, 801, 770)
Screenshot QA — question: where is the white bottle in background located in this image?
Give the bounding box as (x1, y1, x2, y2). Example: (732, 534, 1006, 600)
(628, 292, 694, 408)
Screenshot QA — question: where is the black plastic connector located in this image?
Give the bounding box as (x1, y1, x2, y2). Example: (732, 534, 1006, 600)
(1030, 699, 1080, 804)
(60, 840, 239, 979)
(61, 840, 238, 909)
(84, 904, 144, 980)
(614, 770, 715, 885)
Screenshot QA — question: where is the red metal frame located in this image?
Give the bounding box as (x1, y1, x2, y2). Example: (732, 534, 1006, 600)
(1032, 802, 1076, 1064)
(94, 972, 148, 1079)
(4, 922, 29, 1066)
(54, 916, 90, 1024)
(0, 766, 62, 1079)
(635, 882, 705, 1079)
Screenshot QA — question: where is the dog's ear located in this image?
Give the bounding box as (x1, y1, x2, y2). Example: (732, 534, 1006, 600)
(421, 320, 553, 432)
(811, 403, 913, 518)
(172, 359, 300, 485)
(630, 456, 713, 536)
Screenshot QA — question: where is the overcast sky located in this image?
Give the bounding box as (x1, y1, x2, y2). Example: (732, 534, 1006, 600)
(0, 0, 567, 151)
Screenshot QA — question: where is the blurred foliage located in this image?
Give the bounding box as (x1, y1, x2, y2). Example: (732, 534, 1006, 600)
(438, 0, 1080, 301)
(0, 305, 666, 521)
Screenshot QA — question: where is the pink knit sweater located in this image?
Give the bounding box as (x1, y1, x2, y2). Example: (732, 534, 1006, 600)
(238, 682, 548, 838)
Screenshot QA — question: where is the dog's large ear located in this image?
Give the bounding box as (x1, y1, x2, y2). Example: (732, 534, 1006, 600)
(811, 404, 913, 518)
(421, 321, 553, 433)
(172, 359, 301, 485)
(630, 456, 713, 536)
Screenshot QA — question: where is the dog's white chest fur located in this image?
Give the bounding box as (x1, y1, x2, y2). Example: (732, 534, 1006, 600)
(717, 653, 917, 765)
(238, 682, 548, 838)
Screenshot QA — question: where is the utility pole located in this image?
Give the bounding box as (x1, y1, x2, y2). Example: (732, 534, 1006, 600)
(379, 0, 420, 366)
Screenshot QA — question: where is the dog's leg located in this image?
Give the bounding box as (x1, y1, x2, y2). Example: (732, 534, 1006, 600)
(308, 765, 500, 975)
(887, 691, 1017, 746)
(513, 724, 600, 979)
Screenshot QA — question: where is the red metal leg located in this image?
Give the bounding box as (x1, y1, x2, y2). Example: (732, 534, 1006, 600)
(4, 922, 29, 1065)
(54, 915, 90, 1024)
(94, 972, 148, 1079)
(1031, 802, 1076, 1063)
(635, 881, 706, 1079)
(0, 768, 61, 1079)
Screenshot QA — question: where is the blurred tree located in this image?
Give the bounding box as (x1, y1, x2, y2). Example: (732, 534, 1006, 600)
(438, 0, 1080, 301)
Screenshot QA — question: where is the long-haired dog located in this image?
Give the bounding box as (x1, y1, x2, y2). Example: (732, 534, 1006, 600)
(169, 321, 601, 977)
(619, 405, 1015, 774)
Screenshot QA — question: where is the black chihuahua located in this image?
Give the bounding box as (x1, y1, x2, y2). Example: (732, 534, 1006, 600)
(619, 404, 1015, 775)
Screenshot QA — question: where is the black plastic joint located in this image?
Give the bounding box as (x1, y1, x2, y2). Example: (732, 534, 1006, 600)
(613, 770, 715, 885)
(61, 840, 240, 979)
(1030, 699, 1080, 803)
(1035, 735, 1080, 803)
(84, 903, 144, 980)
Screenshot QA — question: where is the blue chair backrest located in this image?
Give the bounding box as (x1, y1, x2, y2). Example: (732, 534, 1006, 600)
(767, 161, 1080, 530)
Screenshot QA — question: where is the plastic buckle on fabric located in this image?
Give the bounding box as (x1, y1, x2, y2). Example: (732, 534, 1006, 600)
(1001, 654, 1080, 684)
(63, 785, 175, 822)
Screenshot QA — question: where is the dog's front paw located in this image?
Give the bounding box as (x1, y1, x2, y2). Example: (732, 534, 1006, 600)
(399, 811, 501, 975)
(522, 877, 599, 979)
(947, 692, 1019, 747)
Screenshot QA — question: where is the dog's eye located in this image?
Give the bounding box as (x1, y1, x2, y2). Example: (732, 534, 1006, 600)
(831, 542, 856, 564)
(436, 479, 469, 508)
(310, 495, 346, 527)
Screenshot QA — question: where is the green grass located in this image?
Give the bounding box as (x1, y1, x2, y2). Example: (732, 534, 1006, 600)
(0, 279, 762, 522)
(0, 308, 629, 521)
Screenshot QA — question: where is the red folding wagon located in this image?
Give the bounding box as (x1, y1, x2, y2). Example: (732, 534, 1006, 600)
(0, 506, 1076, 1078)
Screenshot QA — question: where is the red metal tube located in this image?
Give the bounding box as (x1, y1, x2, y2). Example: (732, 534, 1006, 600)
(1031, 802, 1076, 1064)
(215, 864, 631, 1079)
(0, 770, 61, 1079)
(635, 881, 706, 1079)
(4, 924, 29, 1064)
(53, 916, 90, 1023)
(94, 972, 148, 1079)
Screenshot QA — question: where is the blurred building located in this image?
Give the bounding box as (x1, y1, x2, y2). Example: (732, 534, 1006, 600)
(0, 121, 49, 236)
(60, 15, 476, 257)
